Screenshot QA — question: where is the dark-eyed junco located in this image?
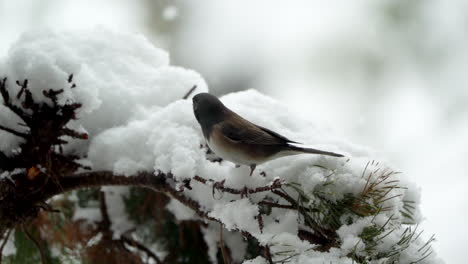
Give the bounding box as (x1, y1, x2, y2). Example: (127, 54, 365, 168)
(192, 93, 344, 176)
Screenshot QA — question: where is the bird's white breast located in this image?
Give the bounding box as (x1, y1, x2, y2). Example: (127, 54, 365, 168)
(205, 136, 300, 166)
(206, 137, 254, 166)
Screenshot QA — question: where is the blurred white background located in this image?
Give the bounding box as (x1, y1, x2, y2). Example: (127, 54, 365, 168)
(1, 0, 467, 263)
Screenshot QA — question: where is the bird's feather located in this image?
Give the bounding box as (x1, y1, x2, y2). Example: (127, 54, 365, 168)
(221, 112, 295, 145)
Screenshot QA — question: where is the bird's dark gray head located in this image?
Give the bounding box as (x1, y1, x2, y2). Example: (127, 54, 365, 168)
(192, 93, 227, 137)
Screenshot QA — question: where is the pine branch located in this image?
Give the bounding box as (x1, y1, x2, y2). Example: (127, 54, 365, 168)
(0, 76, 436, 263)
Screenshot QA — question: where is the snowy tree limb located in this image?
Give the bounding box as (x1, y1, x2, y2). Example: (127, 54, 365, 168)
(0, 75, 438, 263)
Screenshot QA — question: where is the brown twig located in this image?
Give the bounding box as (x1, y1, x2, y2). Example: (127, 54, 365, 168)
(61, 128, 88, 139)
(24, 170, 222, 226)
(257, 214, 264, 233)
(0, 124, 28, 138)
(258, 201, 295, 210)
(271, 189, 297, 206)
(0, 78, 30, 124)
(121, 234, 163, 264)
(263, 245, 274, 264)
(98, 191, 112, 240)
(192, 175, 283, 195)
(182, 85, 197, 99)
(298, 229, 338, 251)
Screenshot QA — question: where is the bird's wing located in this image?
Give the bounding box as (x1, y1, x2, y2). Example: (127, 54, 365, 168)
(220, 115, 296, 145)
(255, 124, 298, 144)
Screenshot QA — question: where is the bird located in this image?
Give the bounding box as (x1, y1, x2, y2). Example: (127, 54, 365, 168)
(192, 93, 344, 176)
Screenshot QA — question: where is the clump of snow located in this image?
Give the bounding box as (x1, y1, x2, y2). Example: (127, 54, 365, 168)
(166, 199, 196, 221)
(0, 29, 442, 264)
(201, 223, 247, 264)
(3, 233, 16, 257)
(85, 232, 103, 248)
(0, 168, 25, 180)
(102, 186, 134, 238)
(261, 211, 298, 240)
(209, 198, 259, 233)
(72, 187, 135, 239)
(162, 5, 179, 21)
(1, 28, 207, 153)
(200, 225, 219, 263)
(336, 217, 372, 254)
(243, 256, 268, 264)
(73, 207, 101, 223)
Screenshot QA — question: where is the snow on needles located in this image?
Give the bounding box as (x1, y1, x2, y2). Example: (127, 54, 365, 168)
(0, 29, 442, 264)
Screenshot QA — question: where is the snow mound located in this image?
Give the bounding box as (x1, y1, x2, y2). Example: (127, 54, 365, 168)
(0, 28, 207, 155)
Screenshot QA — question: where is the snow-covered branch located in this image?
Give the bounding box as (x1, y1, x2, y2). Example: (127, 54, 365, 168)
(0, 29, 441, 264)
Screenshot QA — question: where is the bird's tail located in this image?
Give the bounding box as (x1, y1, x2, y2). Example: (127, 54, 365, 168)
(287, 143, 344, 157)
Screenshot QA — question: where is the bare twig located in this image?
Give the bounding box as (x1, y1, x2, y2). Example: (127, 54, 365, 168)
(257, 214, 264, 233)
(271, 189, 297, 206)
(263, 245, 273, 264)
(121, 235, 163, 264)
(182, 85, 197, 99)
(0, 78, 30, 123)
(192, 175, 283, 195)
(98, 191, 110, 226)
(21, 170, 224, 226)
(258, 201, 295, 210)
(61, 128, 88, 139)
(0, 124, 28, 138)
(98, 191, 112, 240)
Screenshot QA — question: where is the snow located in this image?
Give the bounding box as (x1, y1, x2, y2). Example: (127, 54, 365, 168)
(243, 256, 267, 264)
(201, 223, 247, 264)
(0, 105, 25, 156)
(0, 29, 443, 263)
(200, 225, 219, 263)
(209, 198, 260, 233)
(261, 211, 298, 239)
(3, 233, 16, 257)
(73, 207, 101, 223)
(0, 168, 25, 180)
(102, 186, 134, 238)
(1, 27, 208, 153)
(162, 6, 179, 21)
(166, 199, 196, 221)
(336, 217, 372, 254)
